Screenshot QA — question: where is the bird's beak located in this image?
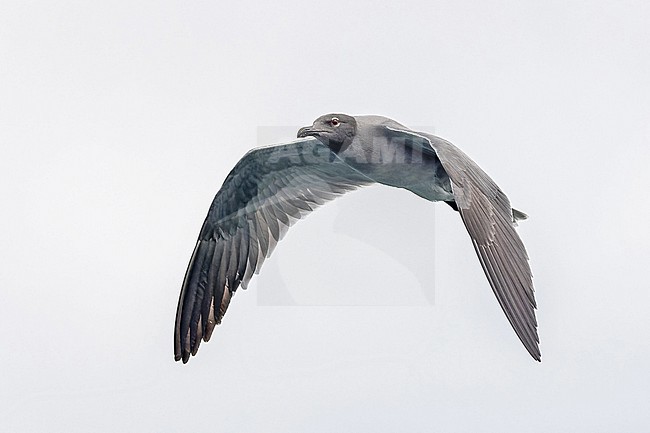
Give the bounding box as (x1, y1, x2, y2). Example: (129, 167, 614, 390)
(297, 126, 313, 138)
(298, 126, 327, 138)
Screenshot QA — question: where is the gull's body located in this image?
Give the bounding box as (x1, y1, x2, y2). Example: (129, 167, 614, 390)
(174, 114, 540, 363)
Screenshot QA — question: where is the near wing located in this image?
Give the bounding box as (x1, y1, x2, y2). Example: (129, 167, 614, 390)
(386, 127, 540, 361)
(174, 137, 373, 363)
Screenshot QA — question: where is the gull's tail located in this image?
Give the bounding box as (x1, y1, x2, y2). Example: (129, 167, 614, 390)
(512, 208, 528, 223)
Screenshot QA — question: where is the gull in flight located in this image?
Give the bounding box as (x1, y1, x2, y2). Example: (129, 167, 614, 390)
(174, 114, 540, 363)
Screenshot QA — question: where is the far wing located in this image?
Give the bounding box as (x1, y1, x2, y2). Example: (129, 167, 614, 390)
(386, 126, 540, 361)
(175, 137, 373, 363)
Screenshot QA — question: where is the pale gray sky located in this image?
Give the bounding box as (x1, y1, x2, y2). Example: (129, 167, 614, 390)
(2, 1, 650, 432)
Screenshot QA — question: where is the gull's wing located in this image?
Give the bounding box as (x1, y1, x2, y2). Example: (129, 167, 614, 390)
(175, 137, 373, 363)
(385, 126, 540, 361)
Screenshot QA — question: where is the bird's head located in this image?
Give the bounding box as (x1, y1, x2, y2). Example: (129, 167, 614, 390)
(297, 113, 357, 153)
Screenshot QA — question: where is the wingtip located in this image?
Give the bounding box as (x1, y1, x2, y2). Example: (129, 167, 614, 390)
(529, 346, 542, 362)
(174, 350, 191, 364)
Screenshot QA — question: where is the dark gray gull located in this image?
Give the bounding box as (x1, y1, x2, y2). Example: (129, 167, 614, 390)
(174, 113, 540, 363)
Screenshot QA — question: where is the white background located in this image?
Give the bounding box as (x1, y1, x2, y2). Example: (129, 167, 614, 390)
(2, 1, 649, 431)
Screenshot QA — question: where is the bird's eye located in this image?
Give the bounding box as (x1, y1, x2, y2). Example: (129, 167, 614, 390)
(330, 117, 340, 126)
